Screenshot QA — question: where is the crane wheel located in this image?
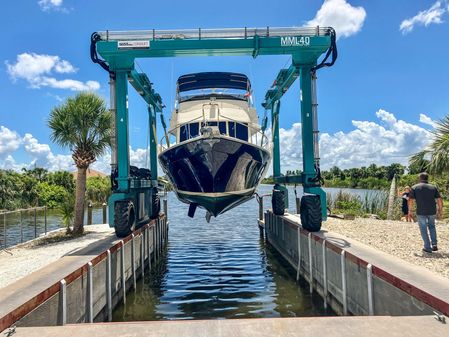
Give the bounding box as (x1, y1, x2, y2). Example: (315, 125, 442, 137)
(272, 189, 285, 216)
(114, 200, 136, 237)
(300, 195, 322, 232)
(150, 188, 160, 220)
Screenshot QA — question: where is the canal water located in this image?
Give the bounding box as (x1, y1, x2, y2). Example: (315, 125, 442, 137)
(112, 185, 336, 321)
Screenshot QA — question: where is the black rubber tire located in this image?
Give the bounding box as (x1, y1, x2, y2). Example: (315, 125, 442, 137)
(272, 189, 285, 216)
(300, 195, 322, 232)
(150, 189, 160, 220)
(114, 200, 136, 238)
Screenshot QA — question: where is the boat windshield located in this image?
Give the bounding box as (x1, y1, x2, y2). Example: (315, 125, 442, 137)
(179, 121, 248, 142)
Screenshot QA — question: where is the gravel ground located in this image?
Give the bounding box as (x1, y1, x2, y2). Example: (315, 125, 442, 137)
(323, 217, 449, 279)
(0, 224, 114, 289)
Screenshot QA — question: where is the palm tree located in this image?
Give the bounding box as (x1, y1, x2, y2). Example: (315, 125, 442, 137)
(48, 92, 111, 234)
(410, 115, 449, 175)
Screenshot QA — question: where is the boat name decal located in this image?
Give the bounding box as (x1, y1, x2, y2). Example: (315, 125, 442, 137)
(280, 36, 310, 47)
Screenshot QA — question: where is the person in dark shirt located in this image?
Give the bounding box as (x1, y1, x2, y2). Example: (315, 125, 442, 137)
(398, 186, 412, 222)
(408, 172, 443, 254)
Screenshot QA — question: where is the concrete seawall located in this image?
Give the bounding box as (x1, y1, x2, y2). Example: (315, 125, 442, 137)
(0, 217, 168, 332)
(264, 211, 449, 316)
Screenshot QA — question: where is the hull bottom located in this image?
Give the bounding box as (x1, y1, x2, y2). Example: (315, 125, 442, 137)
(177, 188, 255, 217)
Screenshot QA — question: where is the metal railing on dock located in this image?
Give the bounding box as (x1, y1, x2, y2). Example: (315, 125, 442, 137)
(0, 207, 47, 249)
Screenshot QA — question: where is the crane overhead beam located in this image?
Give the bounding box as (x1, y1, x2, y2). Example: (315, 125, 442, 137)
(93, 26, 332, 66)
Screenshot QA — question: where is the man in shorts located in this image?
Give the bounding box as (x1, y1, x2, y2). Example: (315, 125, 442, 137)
(408, 172, 443, 253)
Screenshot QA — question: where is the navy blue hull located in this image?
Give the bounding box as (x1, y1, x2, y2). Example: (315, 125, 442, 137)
(158, 136, 270, 216)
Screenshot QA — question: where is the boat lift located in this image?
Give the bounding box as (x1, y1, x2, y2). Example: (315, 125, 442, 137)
(90, 26, 337, 236)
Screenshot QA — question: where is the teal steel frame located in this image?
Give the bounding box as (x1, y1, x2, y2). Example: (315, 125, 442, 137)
(91, 26, 336, 226)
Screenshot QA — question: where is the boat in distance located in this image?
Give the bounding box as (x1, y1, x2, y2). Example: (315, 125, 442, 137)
(158, 72, 271, 218)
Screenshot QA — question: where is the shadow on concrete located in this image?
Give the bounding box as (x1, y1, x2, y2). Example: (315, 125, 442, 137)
(64, 233, 117, 258)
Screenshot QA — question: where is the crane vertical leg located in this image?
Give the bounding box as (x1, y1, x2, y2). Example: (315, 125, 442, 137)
(271, 100, 281, 178)
(299, 65, 326, 220)
(271, 100, 288, 208)
(148, 106, 158, 185)
(115, 70, 130, 192)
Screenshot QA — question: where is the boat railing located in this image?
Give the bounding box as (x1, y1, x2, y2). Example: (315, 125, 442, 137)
(97, 26, 332, 41)
(159, 117, 269, 152)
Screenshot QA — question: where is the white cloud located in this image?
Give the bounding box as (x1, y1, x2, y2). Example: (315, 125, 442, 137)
(38, 0, 64, 11)
(419, 113, 437, 128)
(307, 0, 367, 39)
(39, 77, 101, 91)
(274, 109, 431, 172)
(0, 126, 154, 174)
(6, 53, 100, 91)
(400, 1, 447, 34)
(0, 126, 22, 156)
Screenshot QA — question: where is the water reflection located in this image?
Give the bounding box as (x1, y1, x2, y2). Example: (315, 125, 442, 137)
(113, 185, 333, 321)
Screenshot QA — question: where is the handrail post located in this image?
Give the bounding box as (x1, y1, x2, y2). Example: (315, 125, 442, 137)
(34, 208, 37, 239)
(87, 262, 93, 323)
(20, 210, 23, 243)
(44, 206, 47, 235)
(87, 202, 93, 226)
(102, 203, 107, 224)
(3, 212, 6, 248)
(58, 279, 67, 325)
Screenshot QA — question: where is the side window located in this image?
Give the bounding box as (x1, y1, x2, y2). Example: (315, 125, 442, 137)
(180, 125, 188, 142)
(219, 122, 227, 135)
(228, 122, 236, 138)
(236, 123, 248, 141)
(189, 123, 199, 138)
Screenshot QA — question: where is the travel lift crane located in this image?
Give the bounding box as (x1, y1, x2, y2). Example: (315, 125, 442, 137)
(90, 26, 337, 237)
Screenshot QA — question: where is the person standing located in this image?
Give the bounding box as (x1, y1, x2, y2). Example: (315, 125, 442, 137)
(408, 172, 443, 253)
(399, 186, 413, 222)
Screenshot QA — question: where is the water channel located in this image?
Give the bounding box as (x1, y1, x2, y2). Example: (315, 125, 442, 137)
(112, 185, 342, 320)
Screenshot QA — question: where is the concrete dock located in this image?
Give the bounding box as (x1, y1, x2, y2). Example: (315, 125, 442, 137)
(264, 212, 449, 316)
(6, 316, 448, 337)
(0, 218, 168, 332)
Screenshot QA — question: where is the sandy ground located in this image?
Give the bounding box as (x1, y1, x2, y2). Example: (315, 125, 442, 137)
(323, 217, 449, 279)
(0, 224, 114, 289)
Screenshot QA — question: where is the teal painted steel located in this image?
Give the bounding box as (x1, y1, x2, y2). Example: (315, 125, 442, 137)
(271, 100, 281, 178)
(299, 65, 315, 177)
(129, 70, 163, 111)
(115, 70, 130, 192)
(96, 36, 331, 61)
(148, 106, 158, 184)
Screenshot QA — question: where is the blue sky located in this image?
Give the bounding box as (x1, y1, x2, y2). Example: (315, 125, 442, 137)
(1, 0, 448, 173)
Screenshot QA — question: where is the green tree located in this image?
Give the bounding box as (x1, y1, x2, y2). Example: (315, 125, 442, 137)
(37, 182, 68, 208)
(410, 115, 449, 175)
(0, 170, 20, 210)
(386, 163, 405, 181)
(20, 174, 40, 207)
(86, 176, 111, 204)
(48, 171, 76, 194)
(22, 167, 49, 182)
(48, 92, 111, 234)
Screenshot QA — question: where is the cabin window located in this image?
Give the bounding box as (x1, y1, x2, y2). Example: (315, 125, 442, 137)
(180, 125, 188, 142)
(228, 122, 236, 138)
(219, 122, 227, 135)
(189, 123, 199, 138)
(236, 123, 248, 141)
